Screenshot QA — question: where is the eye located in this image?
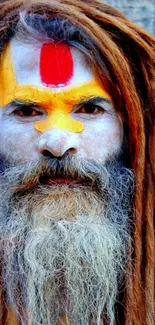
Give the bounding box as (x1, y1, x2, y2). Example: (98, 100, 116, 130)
(75, 103, 104, 115)
(14, 106, 43, 117)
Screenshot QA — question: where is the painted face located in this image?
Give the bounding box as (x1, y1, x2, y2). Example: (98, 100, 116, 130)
(0, 39, 110, 133)
(0, 37, 123, 166)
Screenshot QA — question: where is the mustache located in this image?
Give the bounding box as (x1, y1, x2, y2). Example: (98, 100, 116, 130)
(0, 155, 113, 192)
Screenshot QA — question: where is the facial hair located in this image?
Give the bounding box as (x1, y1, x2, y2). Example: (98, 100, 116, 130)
(0, 155, 134, 325)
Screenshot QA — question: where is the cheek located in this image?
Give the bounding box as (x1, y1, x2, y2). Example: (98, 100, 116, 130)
(80, 116, 123, 163)
(0, 121, 39, 164)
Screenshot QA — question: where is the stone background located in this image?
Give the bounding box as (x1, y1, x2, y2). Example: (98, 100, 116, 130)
(103, 0, 155, 35)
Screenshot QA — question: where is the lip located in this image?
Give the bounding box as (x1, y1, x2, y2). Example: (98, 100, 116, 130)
(39, 176, 81, 185)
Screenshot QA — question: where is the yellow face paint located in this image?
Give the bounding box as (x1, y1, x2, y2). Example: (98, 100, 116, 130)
(0, 42, 111, 133)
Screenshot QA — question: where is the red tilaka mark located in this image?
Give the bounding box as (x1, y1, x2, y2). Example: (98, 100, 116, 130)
(40, 42, 73, 87)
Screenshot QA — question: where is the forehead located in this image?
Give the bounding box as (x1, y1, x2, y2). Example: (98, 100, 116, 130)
(10, 38, 94, 90)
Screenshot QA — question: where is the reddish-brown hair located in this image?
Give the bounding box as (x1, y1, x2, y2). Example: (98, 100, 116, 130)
(0, 0, 154, 324)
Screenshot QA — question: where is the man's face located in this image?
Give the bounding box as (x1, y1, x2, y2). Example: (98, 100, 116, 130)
(0, 36, 130, 325)
(0, 37, 123, 167)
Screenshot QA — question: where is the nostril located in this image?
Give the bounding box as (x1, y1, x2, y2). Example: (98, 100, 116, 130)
(41, 149, 67, 160)
(68, 148, 77, 154)
(41, 148, 76, 160)
(42, 150, 56, 159)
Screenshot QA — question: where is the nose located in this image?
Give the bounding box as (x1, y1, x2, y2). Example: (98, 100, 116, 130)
(37, 128, 79, 158)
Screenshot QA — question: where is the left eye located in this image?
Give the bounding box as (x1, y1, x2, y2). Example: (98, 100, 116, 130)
(14, 106, 43, 117)
(75, 103, 104, 115)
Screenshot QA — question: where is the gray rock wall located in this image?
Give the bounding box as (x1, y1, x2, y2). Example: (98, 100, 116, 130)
(102, 0, 155, 35)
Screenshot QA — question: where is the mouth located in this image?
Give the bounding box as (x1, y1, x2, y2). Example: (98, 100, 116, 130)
(38, 174, 95, 188)
(39, 175, 83, 185)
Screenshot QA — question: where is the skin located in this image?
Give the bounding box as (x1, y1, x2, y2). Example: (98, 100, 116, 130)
(0, 39, 123, 168)
(0, 98, 123, 166)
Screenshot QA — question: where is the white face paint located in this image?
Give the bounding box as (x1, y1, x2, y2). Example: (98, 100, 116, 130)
(11, 38, 93, 89)
(0, 37, 123, 166)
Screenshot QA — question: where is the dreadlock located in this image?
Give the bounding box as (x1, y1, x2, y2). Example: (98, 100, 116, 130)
(0, 0, 154, 324)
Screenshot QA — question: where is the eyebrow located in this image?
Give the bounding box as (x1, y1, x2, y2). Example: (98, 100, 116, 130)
(8, 100, 38, 108)
(7, 96, 111, 109)
(78, 96, 111, 106)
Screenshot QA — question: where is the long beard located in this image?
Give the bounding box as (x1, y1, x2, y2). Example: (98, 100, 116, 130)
(0, 156, 134, 325)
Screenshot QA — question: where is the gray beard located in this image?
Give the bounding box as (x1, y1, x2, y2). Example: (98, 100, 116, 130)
(0, 156, 134, 325)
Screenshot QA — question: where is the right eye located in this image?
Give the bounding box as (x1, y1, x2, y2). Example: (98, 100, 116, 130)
(14, 106, 44, 117)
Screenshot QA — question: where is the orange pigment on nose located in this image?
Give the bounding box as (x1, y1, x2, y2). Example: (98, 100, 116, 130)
(34, 95, 84, 133)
